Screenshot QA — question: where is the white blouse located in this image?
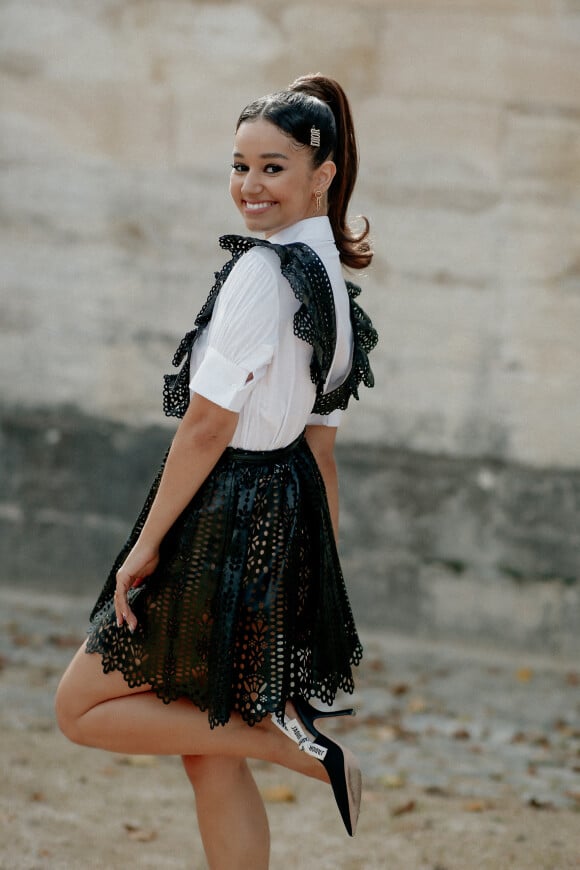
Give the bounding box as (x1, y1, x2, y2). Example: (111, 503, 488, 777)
(189, 217, 354, 450)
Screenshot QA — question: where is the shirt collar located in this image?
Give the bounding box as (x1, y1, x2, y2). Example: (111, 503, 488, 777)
(267, 216, 334, 247)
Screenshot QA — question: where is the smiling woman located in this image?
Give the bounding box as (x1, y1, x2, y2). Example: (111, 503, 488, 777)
(230, 120, 336, 238)
(55, 73, 378, 869)
(233, 78, 372, 269)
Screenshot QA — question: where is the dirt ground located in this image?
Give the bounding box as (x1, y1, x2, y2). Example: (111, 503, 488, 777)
(1, 588, 579, 869)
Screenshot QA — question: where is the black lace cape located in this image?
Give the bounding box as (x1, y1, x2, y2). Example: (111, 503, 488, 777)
(162, 235, 378, 420)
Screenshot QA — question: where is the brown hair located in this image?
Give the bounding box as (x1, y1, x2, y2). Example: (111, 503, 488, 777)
(236, 74, 373, 270)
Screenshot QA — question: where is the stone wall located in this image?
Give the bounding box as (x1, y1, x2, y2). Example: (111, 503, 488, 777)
(1, 1, 579, 649)
(3, 407, 579, 654)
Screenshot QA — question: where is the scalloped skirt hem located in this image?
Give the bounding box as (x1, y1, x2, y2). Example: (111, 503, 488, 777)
(86, 434, 362, 728)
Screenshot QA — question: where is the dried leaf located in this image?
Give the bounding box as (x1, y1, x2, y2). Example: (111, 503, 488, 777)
(391, 799, 416, 817)
(390, 683, 410, 696)
(123, 823, 158, 843)
(12, 632, 43, 648)
(376, 726, 400, 742)
(516, 667, 533, 683)
(366, 658, 387, 673)
(453, 728, 471, 740)
(359, 713, 386, 727)
(565, 672, 579, 686)
(463, 800, 492, 812)
(11, 633, 33, 647)
(553, 719, 575, 737)
(565, 791, 580, 805)
(116, 755, 158, 767)
(406, 696, 428, 714)
(29, 791, 46, 803)
(262, 785, 296, 803)
(528, 797, 554, 810)
(382, 773, 406, 789)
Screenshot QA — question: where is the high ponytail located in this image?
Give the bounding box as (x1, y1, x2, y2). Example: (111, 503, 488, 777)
(235, 74, 373, 271)
(288, 74, 372, 271)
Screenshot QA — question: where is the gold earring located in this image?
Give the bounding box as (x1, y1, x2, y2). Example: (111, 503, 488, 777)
(314, 190, 323, 213)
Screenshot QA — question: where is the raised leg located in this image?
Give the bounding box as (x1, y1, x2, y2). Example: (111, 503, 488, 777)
(55, 642, 326, 783)
(182, 755, 270, 870)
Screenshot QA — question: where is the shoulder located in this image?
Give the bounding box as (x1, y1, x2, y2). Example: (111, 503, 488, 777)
(228, 250, 279, 301)
(228, 243, 282, 282)
(219, 235, 283, 278)
(214, 244, 282, 321)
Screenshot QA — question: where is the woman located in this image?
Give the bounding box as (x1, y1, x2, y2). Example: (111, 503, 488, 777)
(56, 73, 377, 868)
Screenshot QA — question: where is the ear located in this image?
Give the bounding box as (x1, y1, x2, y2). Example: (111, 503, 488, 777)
(313, 160, 337, 194)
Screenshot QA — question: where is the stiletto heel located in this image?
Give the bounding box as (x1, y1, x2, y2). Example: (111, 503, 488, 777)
(292, 698, 355, 723)
(273, 697, 361, 836)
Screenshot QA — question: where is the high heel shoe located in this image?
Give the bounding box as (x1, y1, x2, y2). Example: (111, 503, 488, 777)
(272, 697, 361, 836)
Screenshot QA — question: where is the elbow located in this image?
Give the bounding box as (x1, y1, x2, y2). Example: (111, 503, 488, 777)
(315, 451, 337, 479)
(177, 395, 239, 453)
(177, 418, 230, 454)
(309, 446, 337, 488)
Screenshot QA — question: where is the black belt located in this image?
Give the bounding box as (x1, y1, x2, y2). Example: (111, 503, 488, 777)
(225, 431, 306, 464)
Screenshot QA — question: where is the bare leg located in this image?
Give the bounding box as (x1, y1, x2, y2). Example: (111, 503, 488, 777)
(182, 755, 270, 870)
(55, 643, 326, 783)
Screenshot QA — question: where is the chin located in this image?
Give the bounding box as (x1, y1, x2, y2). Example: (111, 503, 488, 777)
(243, 220, 265, 234)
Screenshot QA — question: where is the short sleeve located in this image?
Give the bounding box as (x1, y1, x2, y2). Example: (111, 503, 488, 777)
(307, 409, 343, 428)
(189, 249, 279, 412)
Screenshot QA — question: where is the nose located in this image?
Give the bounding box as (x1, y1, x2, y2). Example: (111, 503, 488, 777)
(241, 169, 263, 197)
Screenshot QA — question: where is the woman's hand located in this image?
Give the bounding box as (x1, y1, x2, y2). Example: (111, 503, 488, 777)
(114, 542, 159, 632)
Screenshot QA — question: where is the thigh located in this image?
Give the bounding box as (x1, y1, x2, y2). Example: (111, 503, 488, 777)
(56, 640, 153, 720)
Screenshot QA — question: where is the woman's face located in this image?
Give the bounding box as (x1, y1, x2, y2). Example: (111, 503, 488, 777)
(230, 119, 332, 238)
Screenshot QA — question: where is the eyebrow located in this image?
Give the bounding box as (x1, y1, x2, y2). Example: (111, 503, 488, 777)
(233, 151, 289, 160)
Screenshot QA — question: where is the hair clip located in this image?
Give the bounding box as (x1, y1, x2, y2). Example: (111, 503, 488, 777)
(310, 126, 321, 148)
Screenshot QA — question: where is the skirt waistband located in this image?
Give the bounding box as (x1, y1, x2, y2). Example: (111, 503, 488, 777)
(224, 431, 306, 464)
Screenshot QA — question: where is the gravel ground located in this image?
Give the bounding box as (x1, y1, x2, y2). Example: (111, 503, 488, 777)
(1, 586, 579, 870)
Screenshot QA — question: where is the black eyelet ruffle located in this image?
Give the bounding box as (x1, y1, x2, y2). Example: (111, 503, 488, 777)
(162, 235, 378, 419)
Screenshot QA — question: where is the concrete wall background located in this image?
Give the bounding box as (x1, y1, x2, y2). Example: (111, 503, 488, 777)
(1, 1, 579, 651)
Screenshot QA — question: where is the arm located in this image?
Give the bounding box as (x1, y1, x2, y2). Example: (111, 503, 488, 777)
(305, 424, 339, 542)
(115, 252, 279, 629)
(114, 393, 238, 630)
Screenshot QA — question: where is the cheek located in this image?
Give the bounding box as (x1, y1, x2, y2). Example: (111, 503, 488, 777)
(229, 174, 240, 199)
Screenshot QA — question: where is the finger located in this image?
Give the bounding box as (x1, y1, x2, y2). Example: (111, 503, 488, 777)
(114, 575, 137, 632)
(113, 586, 125, 629)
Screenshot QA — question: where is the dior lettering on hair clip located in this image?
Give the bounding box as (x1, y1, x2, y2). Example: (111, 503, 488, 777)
(310, 126, 321, 147)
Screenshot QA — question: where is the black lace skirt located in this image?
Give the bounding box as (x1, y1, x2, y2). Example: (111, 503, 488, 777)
(86, 434, 362, 728)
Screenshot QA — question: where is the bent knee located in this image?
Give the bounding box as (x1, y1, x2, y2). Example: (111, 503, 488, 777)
(54, 677, 85, 745)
